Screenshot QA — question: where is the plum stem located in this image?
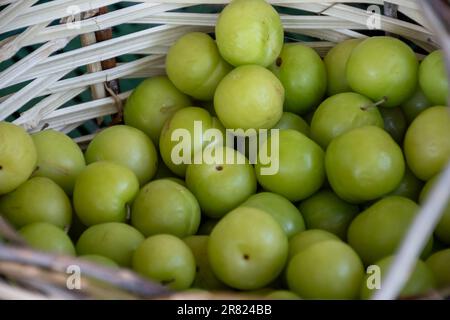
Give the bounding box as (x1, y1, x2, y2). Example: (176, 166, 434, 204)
(360, 96, 388, 111)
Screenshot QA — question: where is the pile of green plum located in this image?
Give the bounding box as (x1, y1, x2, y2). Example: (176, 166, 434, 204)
(0, 0, 449, 299)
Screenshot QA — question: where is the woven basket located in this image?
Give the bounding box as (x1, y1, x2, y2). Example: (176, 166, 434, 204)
(0, 0, 449, 300)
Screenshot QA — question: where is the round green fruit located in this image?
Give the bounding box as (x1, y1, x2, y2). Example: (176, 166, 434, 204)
(419, 50, 449, 106)
(273, 112, 310, 137)
(400, 88, 431, 124)
(79, 255, 119, 268)
(265, 290, 300, 300)
(379, 106, 407, 144)
(288, 229, 340, 260)
(20, 222, 75, 255)
(387, 167, 423, 201)
(426, 249, 450, 289)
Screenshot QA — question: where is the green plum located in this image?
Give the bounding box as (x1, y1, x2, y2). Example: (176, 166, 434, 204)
(73, 161, 139, 226)
(0, 122, 37, 195)
(288, 229, 340, 260)
(208, 207, 288, 290)
(124, 76, 192, 145)
(298, 190, 359, 240)
(132, 234, 196, 290)
(404, 106, 450, 181)
(265, 290, 300, 300)
(131, 179, 201, 237)
(419, 50, 449, 106)
(166, 32, 232, 101)
(379, 107, 407, 144)
(214, 65, 284, 130)
(76, 222, 144, 267)
(400, 88, 431, 124)
(346, 36, 418, 107)
(347, 196, 433, 265)
(79, 255, 119, 268)
(387, 167, 423, 201)
(215, 0, 283, 67)
(85, 125, 158, 185)
(0, 177, 71, 229)
(32, 129, 85, 195)
(241, 192, 305, 238)
(310, 92, 384, 148)
(325, 126, 405, 203)
(324, 38, 363, 96)
(426, 249, 450, 288)
(287, 240, 364, 299)
(255, 129, 325, 202)
(273, 112, 310, 137)
(20, 222, 75, 255)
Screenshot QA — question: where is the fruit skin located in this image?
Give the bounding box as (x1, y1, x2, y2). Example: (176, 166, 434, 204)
(166, 32, 232, 101)
(19, 222, 75, 256)
(299, 190, 359, 240)
(214, 65, 284, 130)
(426, 249, 450, 288)
(85, 125, 158, 186)
(287, 240, 364, 299)
(265, 290, 300, 300)
(208, 207, 288, 290)
(379, 107, 407, 144)
(419, 50, 449, 106)
(325, 126, 405, 203)
(80, 255, 119, 268)
(131, 179, 201, 238)
(401, 88, 431, 124)
(73, 161, 139, 226)
(76, 222, 144, 267)
(324, 38, 363, 96)
(32, 129, 85, 195)
(347, 196, 433, 265)
(215, 0, 283, 67)
(404, 106, 450, 181)
(310, 92, 384, 148)
(124, 76, 192, 145)
(0, 122, 37, 195)
(360, 256, 435, 299)
(273, 112, 310, 137)
(241, 192, 305, 238)
(288, 229, 340, 260)
(255, 129, 325, 202)
(0, 177, 71, 229)
(346, 36, 418, 107)
(186, 147, 257, 219)
(387, 166, 423, 201)
(270, 44, 327, 115)
(132, 234, 196, 290)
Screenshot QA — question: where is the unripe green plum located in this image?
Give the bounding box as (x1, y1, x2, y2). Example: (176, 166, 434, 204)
(80, 255, 119, 268)
(270, 44, 327, 114)
(0, 122, 37, 195)
(73, 161, 139, 226)
(426, 249, 450, 289)
(0, 177, 71, 229)
(85, 125, 158, 185)
(124, 76, 192, 145)
(288, 229, 340, 260)
(76, 222, 144, 267)
(215, 0, 283, 67)
(404, 106, 450, 181)
(379, 106, 407, 144)
(166, 32, 232, 101)
(310, 92, 384, 148)
(20, 222, 75, 255)
(419, 50, 449, 106)
(346, 36, 418, 107)
(214, 65, 284, 130)
(131, 179, 201, 238)
(325, 126, 405, 203)
(387, 167, 423, 201)
(401, 88, 431, 124)
(132, 234, 196, 290)
(273, 112, 310, 137)
(32, 129, 85, 195)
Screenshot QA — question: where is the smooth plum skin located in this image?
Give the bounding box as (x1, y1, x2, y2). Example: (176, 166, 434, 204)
(273, 112, 310, 137)
(79, 255, 119, 268)
(0, 177, 71, 229)
(241, 192, 305, 238)
(346, 36, 418, 107)
(401, 88, 431, 124)
(324, 38, 363, 96)
(208, 207, 288, 290)
(131, 179, 201, 238)
(215, 0, 283, 67)
(325, 126, 405, 203)
(360, 256, 435, 299)
(426, 249, 450, 288)
(132, 234, 196, 290)
(404, 106, 450, 181)
(387, 166, 423, 201)
(287, 240, 364, 299)
(214, 65, 284, 130)
(379, 107, 407, 144)
(76, 222, 144, 267)
(19, 222, 75, 256)
(270, 44, 327, 115)
(166, 32, 232, 101)
(73, 161, 139, 226)
(256, 130, 325, 202)
(419, 50, 449, 106)
(265, 290, 300, 300)
(288, 229, 340, 260)
(85, 125, 158, 186)
(298, 190, 359, 240)
(310, 92, 384, 148)
(0, 122, 37, 195)
(32, 129, 85, 195)
(347, 196, 433, 265)
(124, 76, 192, 145)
